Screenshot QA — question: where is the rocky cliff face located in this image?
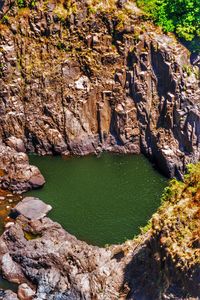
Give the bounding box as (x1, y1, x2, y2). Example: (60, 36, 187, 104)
(0, 0, 199, 191)
(0, 164, 200, 300)
(0, 142, 45, 192)
(0, 163, 199, 300)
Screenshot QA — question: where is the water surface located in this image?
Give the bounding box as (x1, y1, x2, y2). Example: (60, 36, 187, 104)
(0, 274, 18, 293)
(27, 153, 167, 246)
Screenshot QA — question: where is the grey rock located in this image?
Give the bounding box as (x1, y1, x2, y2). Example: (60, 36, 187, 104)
(0, 290, 18, 300)
(11, 197, 52, 220)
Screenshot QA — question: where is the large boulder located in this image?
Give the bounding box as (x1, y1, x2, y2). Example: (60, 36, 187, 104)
(11, 197, 52, 220)
(0, 216, 130, 300)
(0, 143, 45, 193)
(17, 283, 35, 300)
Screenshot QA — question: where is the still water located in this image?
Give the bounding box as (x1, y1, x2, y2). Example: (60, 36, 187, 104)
(26, 153, 167, 246)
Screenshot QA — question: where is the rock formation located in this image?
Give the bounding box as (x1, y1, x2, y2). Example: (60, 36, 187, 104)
(0, 0, 199, 299)
(0, 0, 199, 192)
(11, 197, 52, 220)
(0, 163, 199, 300)
(0, 189, 22, 236)
(0, 143, 45, 193)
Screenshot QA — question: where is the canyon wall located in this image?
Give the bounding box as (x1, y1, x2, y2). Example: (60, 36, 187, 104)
(0, 163, 199, 299)
(0, 0, 199, 191)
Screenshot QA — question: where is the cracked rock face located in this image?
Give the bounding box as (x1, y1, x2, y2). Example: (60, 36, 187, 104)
(0, 0, 199, 190)
(0, 163, 199, 299)
(0, 216, 133, 300)
(0, 143, 45, 193)
(0, 212, 199, 300)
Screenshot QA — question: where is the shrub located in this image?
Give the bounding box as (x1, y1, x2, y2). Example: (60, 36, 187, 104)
(17, 0, 26, 8)
(137, 0, 200, 42)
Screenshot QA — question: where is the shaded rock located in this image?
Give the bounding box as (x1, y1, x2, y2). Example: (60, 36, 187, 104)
(0, 216, 131, 300)
(0, 290, 18, 300)
(11, 197, 52, 220)
(5, 137, 26, 153)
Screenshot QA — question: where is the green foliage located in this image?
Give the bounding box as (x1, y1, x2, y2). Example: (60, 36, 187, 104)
(152, 162, 200, 267)
(57, 42, 65, 50)
(137, 0, 200, 41)
(183, 64, 193, 76)
(0, 62, 5, 77)
(30, 0, 37, 8)
(87, 5, 97, 14)
(1, 15, 9, 24)
(140, 218, 152, 234)
(17, 0, 26, 8)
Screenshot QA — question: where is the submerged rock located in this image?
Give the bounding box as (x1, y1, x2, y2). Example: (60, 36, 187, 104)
(11, 197, 52, 220)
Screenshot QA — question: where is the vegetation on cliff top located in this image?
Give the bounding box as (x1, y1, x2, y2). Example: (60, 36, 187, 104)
(137, 0, 200, 46)
(150, 162, 200, 269)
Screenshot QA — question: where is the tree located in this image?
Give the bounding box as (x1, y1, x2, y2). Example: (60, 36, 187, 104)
(137, 0, 200, 41)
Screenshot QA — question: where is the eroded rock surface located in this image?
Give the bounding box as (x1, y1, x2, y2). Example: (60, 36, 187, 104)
(0, 216, 135, 300)
(0, 1, 199, 298)
(0, 209, 199, 300)
(0, 290, 18, 300)
(0, 143, 45, 193)
(11, 197, 52, 220)
(0, 165, 199, 299)
(0, 0, 199, 184)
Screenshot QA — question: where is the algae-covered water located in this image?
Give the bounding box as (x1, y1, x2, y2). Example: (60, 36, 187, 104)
(26, 153, 167, 246)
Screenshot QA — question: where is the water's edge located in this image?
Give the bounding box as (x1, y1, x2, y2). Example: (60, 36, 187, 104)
(26, 153, 167, 246)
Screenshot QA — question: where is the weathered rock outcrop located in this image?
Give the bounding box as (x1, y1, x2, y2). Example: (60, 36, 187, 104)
(0, 1, 199, 297)
(0, 216, 132, 300)
(0, 0, 199, 189)
(0, 163, 199, 300)
(11, 197, 52, 220)
(0, 143, 45, 193)
(0, 163, 199, 299)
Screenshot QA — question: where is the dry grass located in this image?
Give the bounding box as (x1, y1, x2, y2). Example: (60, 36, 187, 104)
(152, 163, 200, 269)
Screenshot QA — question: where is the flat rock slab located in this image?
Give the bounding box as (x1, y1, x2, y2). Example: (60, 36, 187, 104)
(11, 197, 52, 220)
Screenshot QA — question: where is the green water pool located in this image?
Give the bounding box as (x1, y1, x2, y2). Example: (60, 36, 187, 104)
(26, 153, 167, 246)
